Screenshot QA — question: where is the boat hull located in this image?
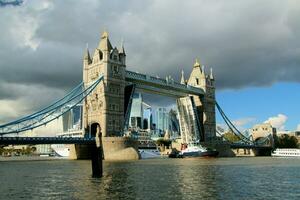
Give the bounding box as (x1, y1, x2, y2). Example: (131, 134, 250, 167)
(138, 149, 161, 159)
(182, 150, 219, 158)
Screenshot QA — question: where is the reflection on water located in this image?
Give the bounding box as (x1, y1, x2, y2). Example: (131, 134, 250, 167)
(0, 157, 299, 200)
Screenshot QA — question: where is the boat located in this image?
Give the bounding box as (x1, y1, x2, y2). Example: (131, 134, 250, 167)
(138, 149, 161, 159)
(271, 148, 300, 157)
(179, 143, 218, 158)
(125, 129, 161, 159)
(51, 144, 70, 157)
(51, 130, 83, 158)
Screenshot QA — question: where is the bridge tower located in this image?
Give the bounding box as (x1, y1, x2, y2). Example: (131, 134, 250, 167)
(82, 31, 126, 137)
(187, 59, 216, 141)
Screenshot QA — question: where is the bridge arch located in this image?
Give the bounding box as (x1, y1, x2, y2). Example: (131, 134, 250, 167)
(88, 122, 101, 138)
(255, 136, 272, 146)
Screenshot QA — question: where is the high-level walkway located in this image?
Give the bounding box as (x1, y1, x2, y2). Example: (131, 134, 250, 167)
(125, 70, 204, 97)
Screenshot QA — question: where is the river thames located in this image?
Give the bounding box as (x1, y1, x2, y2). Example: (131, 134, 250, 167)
(0, 157, 299, 200)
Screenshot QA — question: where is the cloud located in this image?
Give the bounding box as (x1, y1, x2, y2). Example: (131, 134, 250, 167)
(233, 117, 256, 128)
(0, 83, 65, 124)
(264, 114, 288, 130)
(1, 0, 300, 123)
(297, 124, 300, 131)
(22, 117, 63, 137)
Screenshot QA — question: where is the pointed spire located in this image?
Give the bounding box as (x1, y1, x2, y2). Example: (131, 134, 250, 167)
(210, 67, 214, 80)
(201, 65, 206, 78)
(101, 30, 109, 38)
(180, 69, 185, 84)
(193, 58, 201, 68)
(119, 39, 126, 55)
(98, 30, 113, 51)
(84, 45, 91, 64)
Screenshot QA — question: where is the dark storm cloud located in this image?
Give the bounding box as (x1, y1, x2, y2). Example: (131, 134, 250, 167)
(0, 0, 300, 119)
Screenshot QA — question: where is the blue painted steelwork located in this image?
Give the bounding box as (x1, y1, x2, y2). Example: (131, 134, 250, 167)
(0, 75, 104, 135)
(216, 102, 272, 147)
(230, 143, 272, 149)
(0, 136, 95, 145)
(125, 70, 204, 96)
(216, 102, 253, 144)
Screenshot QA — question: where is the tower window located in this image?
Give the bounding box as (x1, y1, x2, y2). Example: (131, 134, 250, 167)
(196, 78, 199, 85)
(99, 50, 103, 60)
(113, 66, 119, 74)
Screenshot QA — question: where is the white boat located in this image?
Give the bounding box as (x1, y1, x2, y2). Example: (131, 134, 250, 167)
(138, 149, 161, 159)
(179, 143, 218, 158)
(271, 148, 300, 157)
(51, 130, 83, 157)
(51, 144, 70, 157)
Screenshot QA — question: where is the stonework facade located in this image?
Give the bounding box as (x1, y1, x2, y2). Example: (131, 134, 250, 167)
(82, 31, 126, 137)
(186, 59, 216, 141)
(82, 31, 216, 142)
(251, 123, 275, 146)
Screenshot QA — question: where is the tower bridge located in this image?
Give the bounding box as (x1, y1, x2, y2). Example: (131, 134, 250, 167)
(82, 31, 216, 148)
(0, 30, 272, 160)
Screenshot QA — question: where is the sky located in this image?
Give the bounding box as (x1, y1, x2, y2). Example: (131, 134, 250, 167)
(0, 0, 300, 132)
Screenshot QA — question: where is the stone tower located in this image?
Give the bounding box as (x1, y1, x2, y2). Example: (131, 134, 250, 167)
(82, 31, 126, 137)
(187, 59, 216, 141)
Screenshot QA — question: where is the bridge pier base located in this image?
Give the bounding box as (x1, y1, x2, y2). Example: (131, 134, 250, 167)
(91, 145, 103, 178)
(91, 125, 103, 178)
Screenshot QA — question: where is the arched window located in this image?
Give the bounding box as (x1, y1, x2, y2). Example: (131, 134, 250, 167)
(99, 50, 103, 60)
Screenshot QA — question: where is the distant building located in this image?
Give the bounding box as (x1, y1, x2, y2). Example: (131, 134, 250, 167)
(251, 123, 275, 146)
(168, 109, 180, 138)
(154, 107, 169, 134)
(129, 93, 143, 129)
(35, 144, 53, 155)
(143, 103, 152, 130)
(62, 104, 82, 132)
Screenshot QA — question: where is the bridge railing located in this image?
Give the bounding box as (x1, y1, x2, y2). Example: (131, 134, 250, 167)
(125, 70, 203, 95)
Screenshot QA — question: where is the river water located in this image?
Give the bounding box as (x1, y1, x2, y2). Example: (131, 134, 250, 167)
(0, 157, 299, 200)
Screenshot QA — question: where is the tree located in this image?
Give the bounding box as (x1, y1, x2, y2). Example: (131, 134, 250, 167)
(156, 138, 172, 147)
(275, 134, 298, 148)
(223, 130, 240, 142)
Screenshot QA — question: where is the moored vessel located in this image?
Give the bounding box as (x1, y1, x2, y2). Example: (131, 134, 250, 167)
(271, 148, 300, 157)
(138, 149, 161, 159)
(179, 143, 218, 158)
(50, 130, 83, 158)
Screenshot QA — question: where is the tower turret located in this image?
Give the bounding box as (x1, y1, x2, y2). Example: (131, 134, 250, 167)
(118, 41, 126, 65)
(194, 58, 201, 68)
(83, 47, 92, 84)
(180, 69, 185, 84)
(186, 58, 216, 142)
(82, 30, 126, 137)
(98, 31, 113, 51)
(84, 48, 92, 65)
(210, 67, 214, 80)
(93, 31, 112, 62)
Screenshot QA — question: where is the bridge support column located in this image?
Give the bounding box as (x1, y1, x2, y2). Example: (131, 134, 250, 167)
(91, 145, 103, 178)
(91, 125, 103, 178)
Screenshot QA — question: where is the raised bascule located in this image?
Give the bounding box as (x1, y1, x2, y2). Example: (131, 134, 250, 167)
(0, 30, 273, 161)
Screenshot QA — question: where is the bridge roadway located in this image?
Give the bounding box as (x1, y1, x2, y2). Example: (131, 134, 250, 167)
(0, 137, 95, 145)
